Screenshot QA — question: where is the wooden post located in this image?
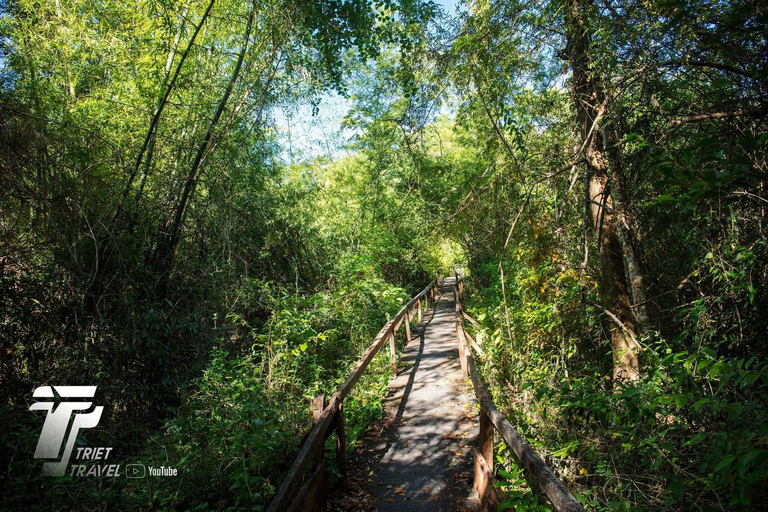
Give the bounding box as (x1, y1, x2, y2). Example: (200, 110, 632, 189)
(474, 406, 499, 509)
(388, 331, 397, 375)
(457, 323, 468, 378)
(417, 299, 422, 322)
(479, 407, 493, 470)
(313, 394, 325, 423)
(461, 341, 468, 378)
(335, 402, 347, 476)
(405, 309, 412, 344)
(313, 394, 325, 465)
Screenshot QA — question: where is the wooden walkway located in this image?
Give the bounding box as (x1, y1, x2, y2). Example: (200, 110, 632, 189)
(268, 274, 583, 512)
(330, 277, 480, 511)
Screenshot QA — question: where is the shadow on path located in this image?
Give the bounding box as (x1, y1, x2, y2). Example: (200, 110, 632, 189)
(329, 278, 480, 512)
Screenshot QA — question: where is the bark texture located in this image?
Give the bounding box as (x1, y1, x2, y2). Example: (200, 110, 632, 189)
(603, 125, 652, 331)
(565, 0, 640, 382)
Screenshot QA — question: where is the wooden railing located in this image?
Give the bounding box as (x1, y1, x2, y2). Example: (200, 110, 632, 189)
(453, 271, 584, 512)
(267, 278, 440, 512)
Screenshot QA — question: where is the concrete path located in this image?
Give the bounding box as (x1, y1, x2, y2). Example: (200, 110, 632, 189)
(329, 277, 480, 511)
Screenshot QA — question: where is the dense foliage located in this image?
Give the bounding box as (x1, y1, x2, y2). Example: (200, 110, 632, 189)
(1, 0, 766, 509)
(441, 0, 768, 508)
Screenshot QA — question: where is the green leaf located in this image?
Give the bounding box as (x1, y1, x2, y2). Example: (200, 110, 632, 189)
(709, 362, 725, 377)
(669, 480, 684, 501)
(715, 455, 736, 473)
(683, 432, 707, 447)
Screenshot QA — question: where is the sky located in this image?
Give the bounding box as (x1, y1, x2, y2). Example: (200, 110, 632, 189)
(274, 0, 458, 165)
(434, 0, 459, 16)
(274, 93, 355, 164)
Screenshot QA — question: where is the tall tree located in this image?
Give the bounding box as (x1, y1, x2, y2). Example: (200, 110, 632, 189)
(564, 0, 641, 381)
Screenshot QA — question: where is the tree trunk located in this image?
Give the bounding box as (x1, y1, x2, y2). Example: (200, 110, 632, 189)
(565, 0, 640, 382)
(124, 0, 215, 206)
(132, 0, 193, 209)
(152, 1, 255, 283)
(602, 125, 652, 331)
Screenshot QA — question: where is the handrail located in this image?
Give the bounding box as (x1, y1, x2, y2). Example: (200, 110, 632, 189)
(267, 278, 440, 512)
(453, 271, 584, 512)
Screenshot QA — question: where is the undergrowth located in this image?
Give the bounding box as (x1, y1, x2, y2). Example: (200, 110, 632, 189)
(463, 261, 768, 510)
(2, 254, 417, 510)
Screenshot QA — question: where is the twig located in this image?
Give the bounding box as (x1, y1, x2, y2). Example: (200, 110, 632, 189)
(585, 299, 641, 349)
(667, 109, 765, 129)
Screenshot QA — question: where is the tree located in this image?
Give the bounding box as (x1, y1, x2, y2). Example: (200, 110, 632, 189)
(563, 0, 641, 381)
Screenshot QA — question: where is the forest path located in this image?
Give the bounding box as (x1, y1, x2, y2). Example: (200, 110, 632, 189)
(329, 277, 480, 511)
